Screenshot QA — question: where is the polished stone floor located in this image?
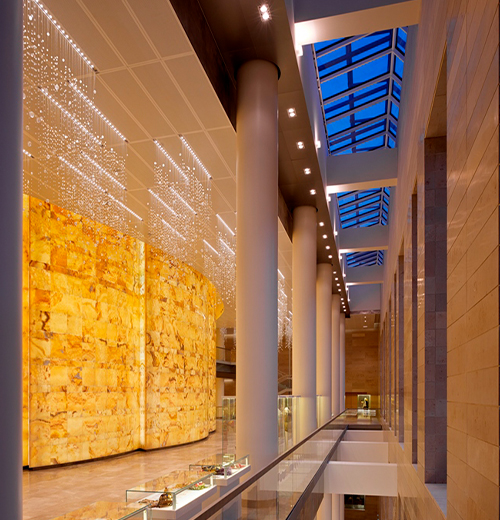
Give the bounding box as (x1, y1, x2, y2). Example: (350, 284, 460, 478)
(23, 424, 223, 520)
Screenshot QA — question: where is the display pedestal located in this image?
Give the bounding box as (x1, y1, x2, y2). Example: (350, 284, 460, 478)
(130, 486, 217, 520)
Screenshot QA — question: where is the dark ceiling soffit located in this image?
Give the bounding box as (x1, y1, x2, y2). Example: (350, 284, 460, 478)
(169, 0, 237, 127)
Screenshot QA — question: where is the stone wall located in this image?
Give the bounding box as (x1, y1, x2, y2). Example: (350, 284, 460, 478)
(24, 196, 218, 467)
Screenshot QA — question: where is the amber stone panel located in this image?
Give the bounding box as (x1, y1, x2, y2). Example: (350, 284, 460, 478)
(28, 199, 144, 467)
(144, 245, 217, 449)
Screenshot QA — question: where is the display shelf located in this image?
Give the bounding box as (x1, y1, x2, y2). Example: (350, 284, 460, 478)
(126, 470, 216, 520)
(50, 501, 151, 520)
(189, 454, 250, 485)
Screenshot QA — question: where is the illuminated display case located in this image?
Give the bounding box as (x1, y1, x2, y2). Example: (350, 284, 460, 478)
(278, 395, 298, 453)
(126, 470, 216, 519)
(189, 454, 250, 483)
(51, 502, 151, 520)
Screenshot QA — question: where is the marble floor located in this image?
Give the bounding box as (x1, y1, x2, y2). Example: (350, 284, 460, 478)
(23, 424, 223, 520)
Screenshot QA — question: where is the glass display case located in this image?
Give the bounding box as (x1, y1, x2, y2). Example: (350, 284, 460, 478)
(357, 394, 371, 410)
(51, 502, 151, 520)
(189, 454, 249, 479)
(222, 396, 236, 456)
(278, 395, 298, 453)
(126, 470, 215, 511)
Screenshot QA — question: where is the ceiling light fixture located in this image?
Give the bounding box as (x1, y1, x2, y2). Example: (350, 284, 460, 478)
(203, 239, 219, 256)
(304, 167, 311, 175)
(216, 214, 235, 236)
(297, 141, 305, 150)
(287, 108, 296, 118)
(259, 4, 271, 20)
(322, 234, 327, 239)
(315, 140, 321, 149)
(326, 246, 330, 250)
(328, 255, 332, 259)
(319, 221, 324, 226)
(310, 189, 316, 195)
(179, 135, 212, 180)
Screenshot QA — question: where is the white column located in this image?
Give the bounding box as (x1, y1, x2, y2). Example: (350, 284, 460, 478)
(236, 59, 279, 473)
(316, 263, 332, 426)
(339, 313, 346, 412)
(292, 205, 317, 440)
(316, 495, 332, 520)
(332, 494, 341, 520)
(0, 1, 23, 519)
(331, 294, 341, 416)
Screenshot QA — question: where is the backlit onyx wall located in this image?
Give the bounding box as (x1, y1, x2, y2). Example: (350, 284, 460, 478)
(23, 196, 219, 467)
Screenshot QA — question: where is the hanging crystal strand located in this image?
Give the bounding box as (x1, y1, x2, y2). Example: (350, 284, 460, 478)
(22, 0, 130, 234)
(215, 214, 236, 313)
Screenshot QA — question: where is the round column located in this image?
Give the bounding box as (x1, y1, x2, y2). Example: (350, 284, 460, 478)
(292, 205, 317, 439)
(331, 294, 341, 416)
(0, 1, 23, 519)
(339, 313, 346, 412)
(236, 59, 279, 473)
(316, 263, 332, 425)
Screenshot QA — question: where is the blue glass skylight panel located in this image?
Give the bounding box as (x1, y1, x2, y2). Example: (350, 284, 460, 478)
(346, 250, 384, 267)
(316, 30, 392, 79)
(337, 188, 391, 228)
(396, 28, 407, 54)
(389, 120, 397, 137)
(325, 81, 389, 119)
(314, 27, 406, 155)
(392, 81, 402, 101)
(394, 56, 404, 80)
(390, 102, 400, 120)
(330, 121, 386, 153)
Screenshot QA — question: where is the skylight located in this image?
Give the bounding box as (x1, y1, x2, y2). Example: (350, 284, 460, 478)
(314, 28, 407, 155)
(315, 29, 406, 267)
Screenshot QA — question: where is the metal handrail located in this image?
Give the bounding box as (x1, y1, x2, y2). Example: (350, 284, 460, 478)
(189, 411, 347, 520)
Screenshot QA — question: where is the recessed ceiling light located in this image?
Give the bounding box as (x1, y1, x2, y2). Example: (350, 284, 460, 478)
(259, 4, 271, 20)
(319, 221, 324, 226)
(287, 108, 296, 118)
(328, 255, 332, 259)
(326, 246, 330, 250)
(335, 277, 338, 280)
(297, 141, 305, 150)
(322, 234, 327, 239)
(304, 167, 311, 175)
(310, 189, 316, 195)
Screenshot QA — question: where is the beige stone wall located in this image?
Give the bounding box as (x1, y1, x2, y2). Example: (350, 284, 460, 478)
(24, 197, 217, 467)
(345, 330, 380, 409)
(379, 0, 499, 518)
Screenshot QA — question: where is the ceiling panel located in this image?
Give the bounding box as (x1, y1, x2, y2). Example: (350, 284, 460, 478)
(80, 0, 157, 65)
(132, 61, 202, 134)
(207, 128, 238, 174)
(94, 77, 149, 142)
(125, 0, 192, 58)
(213, 178, 237, 208)
(165, 55, 232, 130)
(99, 69, 175, 137)
(44, 0, 123, 70)
(180, 131, 234, 180)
